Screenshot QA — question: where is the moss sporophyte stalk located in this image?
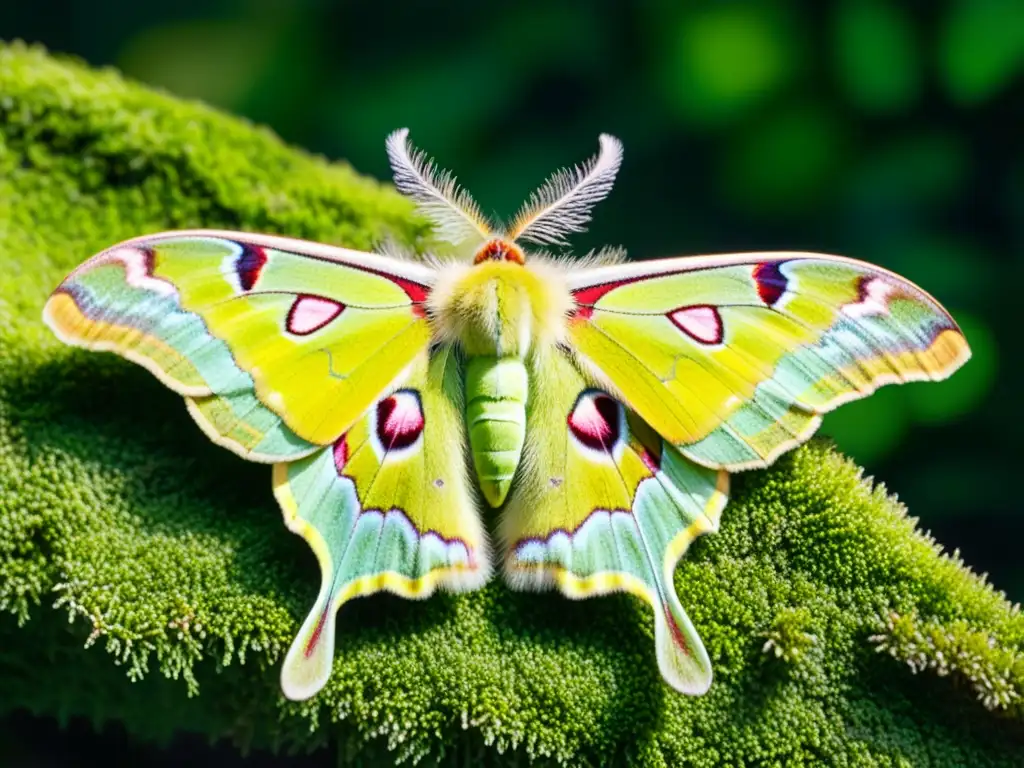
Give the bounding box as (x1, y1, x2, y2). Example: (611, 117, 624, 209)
(1, 42, 1022, 766)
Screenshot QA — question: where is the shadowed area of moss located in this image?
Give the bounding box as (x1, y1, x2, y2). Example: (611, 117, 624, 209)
(1, 42, 1022, 765)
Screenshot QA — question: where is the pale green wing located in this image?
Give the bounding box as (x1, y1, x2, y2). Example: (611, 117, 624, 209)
(44, 231, 435, 460)
(568, 253, 971, 470)
(274, 347, 490, 700)
(502, 348, 729, 694)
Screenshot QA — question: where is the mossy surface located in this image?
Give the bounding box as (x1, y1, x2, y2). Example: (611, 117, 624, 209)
(1, 42, 1022, 765)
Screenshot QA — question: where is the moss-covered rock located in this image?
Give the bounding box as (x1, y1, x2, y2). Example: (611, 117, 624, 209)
(1, 42, 1022, 765)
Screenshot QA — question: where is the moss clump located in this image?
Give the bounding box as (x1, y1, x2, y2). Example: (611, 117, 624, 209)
(1, 41, 1022, 765)
(870, 610, 1024, 713)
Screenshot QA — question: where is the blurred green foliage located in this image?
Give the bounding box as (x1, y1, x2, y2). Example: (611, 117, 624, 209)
(836, 1, 921, 114)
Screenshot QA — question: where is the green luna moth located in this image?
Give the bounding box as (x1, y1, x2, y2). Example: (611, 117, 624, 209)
(43, 130, 970, 700)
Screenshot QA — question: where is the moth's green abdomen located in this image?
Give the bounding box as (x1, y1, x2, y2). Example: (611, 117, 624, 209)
(465, 356, 528, 507)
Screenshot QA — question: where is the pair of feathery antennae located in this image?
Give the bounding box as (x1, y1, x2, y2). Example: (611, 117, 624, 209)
(386, 128, 623, 249)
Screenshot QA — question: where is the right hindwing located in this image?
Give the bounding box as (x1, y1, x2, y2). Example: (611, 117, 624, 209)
(501, 347, 729, 694)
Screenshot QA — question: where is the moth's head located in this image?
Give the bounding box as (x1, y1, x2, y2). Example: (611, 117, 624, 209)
(473, 238, 525, 265)
(386, 129, 623, 263)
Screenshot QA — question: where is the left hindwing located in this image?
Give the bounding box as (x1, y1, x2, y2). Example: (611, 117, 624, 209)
(567, 253, 971, 470)
(274, 347, 490, 700)
(502, 348, 728, 694)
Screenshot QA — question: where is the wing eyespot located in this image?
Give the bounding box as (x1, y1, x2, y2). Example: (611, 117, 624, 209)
(667, 305, 723, 345)
(375, 390, 425, 453)
(286, 295, 346, 335)
(567, 390, 625, 454)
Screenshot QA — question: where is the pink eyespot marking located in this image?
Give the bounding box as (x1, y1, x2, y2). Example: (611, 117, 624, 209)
(376, 391, 425, 451)
(568, 392, 622, 452)
(286, 295, 345, 335)
(668, 304, 723, 345)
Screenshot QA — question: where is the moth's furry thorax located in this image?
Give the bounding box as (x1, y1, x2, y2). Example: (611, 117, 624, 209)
(428, 259, 572, 357)
(387, 128, 624, 358)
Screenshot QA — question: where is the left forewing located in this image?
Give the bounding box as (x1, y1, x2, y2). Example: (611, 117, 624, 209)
(44, 230, 437, 457)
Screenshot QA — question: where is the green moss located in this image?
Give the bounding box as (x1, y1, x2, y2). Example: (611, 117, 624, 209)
(869, 610, 1024, 713)
(1, 41, 1022, 765)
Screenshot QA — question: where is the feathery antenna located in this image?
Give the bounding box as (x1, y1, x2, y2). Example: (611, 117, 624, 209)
(386, 128, 493, 247)
(507, 134, 623, 246)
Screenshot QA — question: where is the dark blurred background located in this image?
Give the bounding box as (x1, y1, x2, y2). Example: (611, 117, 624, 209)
(1, 0, 1020, 762)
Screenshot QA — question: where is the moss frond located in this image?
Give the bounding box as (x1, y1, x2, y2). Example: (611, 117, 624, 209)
(870, 610, 1023, 713)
